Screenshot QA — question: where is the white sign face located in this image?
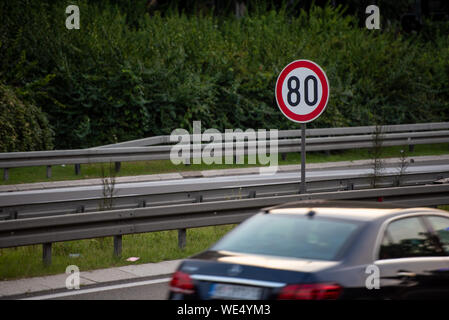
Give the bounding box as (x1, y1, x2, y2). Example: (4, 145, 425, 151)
(275, 60, 329, 123)
(281, 67, 324, 115)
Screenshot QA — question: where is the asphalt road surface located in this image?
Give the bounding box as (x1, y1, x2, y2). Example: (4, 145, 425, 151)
(22, 277, 172, 300)
(3, 162, 449, 207)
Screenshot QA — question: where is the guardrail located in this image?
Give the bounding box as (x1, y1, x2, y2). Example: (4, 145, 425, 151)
(1, 167, 448, 220)
(1, 122, 449, 180)
(96, 122, 449, 148)
(1, 183, 449, 265)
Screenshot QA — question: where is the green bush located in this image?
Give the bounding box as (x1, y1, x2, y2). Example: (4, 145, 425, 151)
(0, 83, 54, 152)
(0, 1, 448, 148)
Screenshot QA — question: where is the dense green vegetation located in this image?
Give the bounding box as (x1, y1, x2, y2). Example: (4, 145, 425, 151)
(1, 1, 448, 151)
(0, 83, 54, 152)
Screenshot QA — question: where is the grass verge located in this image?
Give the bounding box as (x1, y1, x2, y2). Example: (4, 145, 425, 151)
(0, 225, 236, 281)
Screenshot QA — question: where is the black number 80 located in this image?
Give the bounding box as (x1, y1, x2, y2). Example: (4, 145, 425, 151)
(286, 75, 318, 107)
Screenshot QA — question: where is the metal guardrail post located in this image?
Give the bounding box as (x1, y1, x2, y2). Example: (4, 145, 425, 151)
(178, 228, 186, 249)
(46, 165, 52, 178)
(75, 164, 81, 175)
(43, 243, 52, 265)
(177, 195, 202, 249)
(138, 200, 146, 208)
(115, 162, 121, 173)
(75, 206, 85, 213)
(9, 210, 17, 220)
(3, 168, 9, 181)
(114, 235, 122, 257)
(408, 137, 414, 152)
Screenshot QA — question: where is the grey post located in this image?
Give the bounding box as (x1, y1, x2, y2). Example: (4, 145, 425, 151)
(115, 162, 121, 173)
(46, 165, 52, 178)
(114, 235, 122, 257)
(3, 168, 9, 181)
(178, 194, 202, 249)
(9, 210, 18, 220)
(138, 200, 146, 208)
(43, 243, 52, 265)
(178, 228, 187, 249)
(300, 123, 307, 193)
(75, 164, 81, 175)
(408, 137, 414, 153)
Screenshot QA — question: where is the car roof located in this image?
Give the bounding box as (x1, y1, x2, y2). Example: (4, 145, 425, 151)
(264, 200, 448, 222)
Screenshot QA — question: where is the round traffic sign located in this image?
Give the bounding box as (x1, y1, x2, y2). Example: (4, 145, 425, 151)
(275, 60, 329, 123)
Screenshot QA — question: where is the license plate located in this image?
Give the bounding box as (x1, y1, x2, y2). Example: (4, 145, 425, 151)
(210, 283, 262, 300)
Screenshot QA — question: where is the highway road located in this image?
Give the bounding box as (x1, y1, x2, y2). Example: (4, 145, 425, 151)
(21, 277, 172, 300)
(2, 161, 449, 208)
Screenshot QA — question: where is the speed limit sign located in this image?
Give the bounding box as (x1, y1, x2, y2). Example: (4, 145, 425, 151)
(275, 60, 329, 123)
(275, 60, 330, 194)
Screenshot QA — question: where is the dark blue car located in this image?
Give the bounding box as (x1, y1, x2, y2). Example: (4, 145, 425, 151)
(168, 201, 449, 300)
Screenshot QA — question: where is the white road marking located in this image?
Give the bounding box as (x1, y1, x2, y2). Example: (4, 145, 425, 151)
(21, 277, 171, 300)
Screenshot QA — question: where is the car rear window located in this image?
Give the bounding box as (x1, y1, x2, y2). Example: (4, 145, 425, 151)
(212, 213, 361, 261)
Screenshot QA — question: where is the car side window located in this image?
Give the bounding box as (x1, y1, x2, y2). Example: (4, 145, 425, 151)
(427, 216, 449, 255)
(379, 216, 444, 259)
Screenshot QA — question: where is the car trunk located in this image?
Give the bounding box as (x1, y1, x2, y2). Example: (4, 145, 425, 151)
(176, 250, 340, 300)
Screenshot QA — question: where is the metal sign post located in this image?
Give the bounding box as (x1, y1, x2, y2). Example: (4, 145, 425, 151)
(301, 123, 306, 193)
(275, 60, 330, 194)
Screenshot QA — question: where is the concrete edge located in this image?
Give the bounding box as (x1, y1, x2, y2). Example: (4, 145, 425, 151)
(0, 259, 182, 298)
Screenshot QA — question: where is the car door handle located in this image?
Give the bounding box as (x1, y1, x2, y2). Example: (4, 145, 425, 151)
(397, 271, 416, 277)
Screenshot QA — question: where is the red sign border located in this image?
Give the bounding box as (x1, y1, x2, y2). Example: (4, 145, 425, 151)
(275, 60, 329, 123)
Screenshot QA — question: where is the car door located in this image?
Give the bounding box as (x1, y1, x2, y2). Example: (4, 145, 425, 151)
(374, 214, 449, 299)
(425, 214, 449, 271)
(425, 215, 449, 255)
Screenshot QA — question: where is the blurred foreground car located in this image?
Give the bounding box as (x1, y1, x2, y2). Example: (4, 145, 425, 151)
(169, 201, 449, 300)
